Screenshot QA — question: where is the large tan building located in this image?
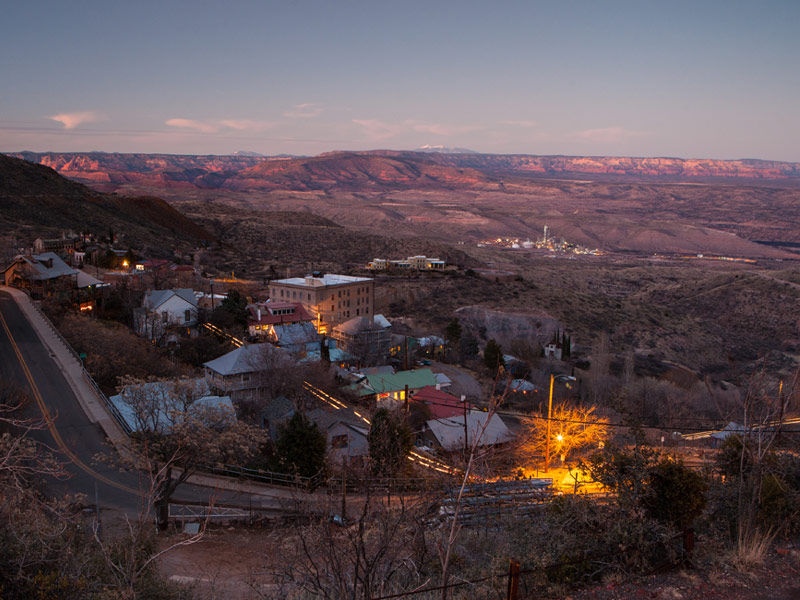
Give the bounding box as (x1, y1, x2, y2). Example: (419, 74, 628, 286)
(268, 274, 374, 334)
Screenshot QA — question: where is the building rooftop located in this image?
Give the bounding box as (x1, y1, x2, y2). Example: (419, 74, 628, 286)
(15, 253, 78, 281)
(204, 343, 289, 376)
(363, 368, 438, 394)
(413, 386, 467, 419)
(109, 379, 234, 433)
(509, 379, 539, 393)
(271, 321, 319, 348)
(373, 314, 392, 329)
(248, 301, 313, 326)
(145, 288, 198, 310)
(271, 274, 372, 287)
(334, 315, 385, 335)
(426, 411, 514, 450)
(75, 269, 104, 289)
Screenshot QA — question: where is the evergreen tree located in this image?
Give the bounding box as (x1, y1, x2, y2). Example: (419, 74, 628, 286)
(444, 318, 462, 347)
(274, 412, 327, 478)
(368, 408, 413, 478)
(320, 335, 331, 362)
(216, 289, 249, 327)
(444, 318, 462, 363)
(483, 339, 505, 373)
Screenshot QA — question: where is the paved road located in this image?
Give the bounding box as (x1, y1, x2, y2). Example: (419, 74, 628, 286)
(0, 290, 316, 516)
(0, 290, 142, 511)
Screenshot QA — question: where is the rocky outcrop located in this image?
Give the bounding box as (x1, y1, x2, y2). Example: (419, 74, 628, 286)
(454, 305, 564, 349)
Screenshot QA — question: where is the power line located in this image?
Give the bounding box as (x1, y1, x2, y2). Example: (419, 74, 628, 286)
(410, 397, 800, 433)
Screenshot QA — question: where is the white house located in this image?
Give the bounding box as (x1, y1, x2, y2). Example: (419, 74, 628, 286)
(543, 340, 563, 360)
(135, 288, 198, 342)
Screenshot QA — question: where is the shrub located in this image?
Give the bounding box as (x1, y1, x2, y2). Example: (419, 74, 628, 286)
(642, 457, 708, 529)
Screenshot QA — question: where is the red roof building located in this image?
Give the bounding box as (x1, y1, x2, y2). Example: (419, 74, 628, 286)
(412, 386, 470, 420)
(247, 301, 314, 337)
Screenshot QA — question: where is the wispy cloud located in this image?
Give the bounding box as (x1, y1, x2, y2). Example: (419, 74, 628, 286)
(166, 118, 275, 133)
(573, 127, 648, 143)
(283, 103, 323, 118)
(218, 119, 274, 131)
(47, 111, 102, 129)
(499, 119, 537, 128)
(165, 118, 219, 133)
(352, 118, 478, 140)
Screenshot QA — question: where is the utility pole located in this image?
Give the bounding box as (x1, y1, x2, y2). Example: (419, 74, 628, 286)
(545, 373, 554, 472)
(460, 394, 469, 456)
(341, 454, 347, 522)
(404, 384, 409, 415)
(777, 379, 785, 442)
(506, 559, 520, 600)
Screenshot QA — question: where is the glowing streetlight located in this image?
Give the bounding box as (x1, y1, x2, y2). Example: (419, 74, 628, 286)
(556, 433, 563, 442)
(545, 374, 576, 471)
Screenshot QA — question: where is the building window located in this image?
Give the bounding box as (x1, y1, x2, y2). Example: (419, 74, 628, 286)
(184, 309, 191, 323)
(332, 434, 348, 448)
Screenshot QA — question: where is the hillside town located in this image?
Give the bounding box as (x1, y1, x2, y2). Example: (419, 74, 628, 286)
(4, 232, 770, 484)
(2, 217, 798, 599)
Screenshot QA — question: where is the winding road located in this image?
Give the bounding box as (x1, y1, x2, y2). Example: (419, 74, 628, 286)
(0, 288, 318, 516)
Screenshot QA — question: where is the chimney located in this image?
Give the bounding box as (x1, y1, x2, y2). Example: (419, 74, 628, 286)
(436, 383, 441, 391)
(257, 308, 261, 321)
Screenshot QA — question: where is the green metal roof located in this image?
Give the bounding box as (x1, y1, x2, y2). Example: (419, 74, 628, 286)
(364, 368, 438, 394)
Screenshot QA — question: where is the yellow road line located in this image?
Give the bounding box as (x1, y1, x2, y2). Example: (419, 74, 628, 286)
(0, 309, 140, 496)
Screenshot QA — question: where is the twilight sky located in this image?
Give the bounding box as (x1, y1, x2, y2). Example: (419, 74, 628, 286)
(1, 1, 798, 160)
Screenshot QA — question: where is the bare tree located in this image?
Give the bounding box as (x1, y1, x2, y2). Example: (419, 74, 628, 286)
(516, 402, 609, 468)
(116, 377, 266, 529)
(727, 368, 798, 563)
(90, 450, 212, 599)
(436, 374, 512, 600)
(275, 487, 430, 600)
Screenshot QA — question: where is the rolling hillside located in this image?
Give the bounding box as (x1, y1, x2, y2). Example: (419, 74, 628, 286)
(0, 153, 214, 252)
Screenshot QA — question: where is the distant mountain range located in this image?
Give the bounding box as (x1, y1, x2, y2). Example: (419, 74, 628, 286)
(10, 150, 800, 194)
